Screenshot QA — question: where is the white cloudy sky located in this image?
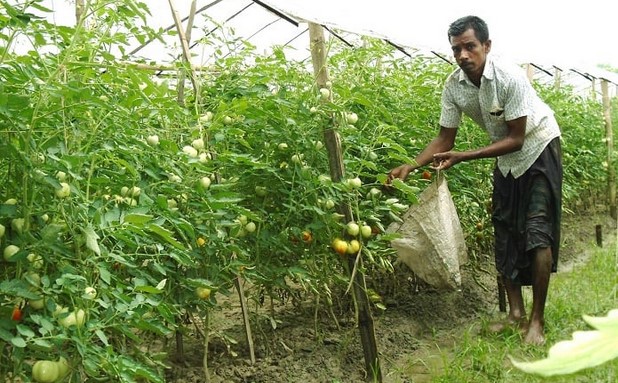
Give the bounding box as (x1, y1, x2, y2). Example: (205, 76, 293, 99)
(265, 0, 616, 70)
(36, 0, 616, 72)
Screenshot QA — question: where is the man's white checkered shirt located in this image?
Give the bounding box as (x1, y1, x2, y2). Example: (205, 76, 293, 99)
(439, 55, 561, 178)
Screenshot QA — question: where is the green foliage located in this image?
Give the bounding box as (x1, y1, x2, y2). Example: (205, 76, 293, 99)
(429, 245, 618, 383)
(510, 309, 618, 377)
(0, 0, 613, 381)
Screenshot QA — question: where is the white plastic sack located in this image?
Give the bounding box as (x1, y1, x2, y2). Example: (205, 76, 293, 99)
(387, 175, 467, 290)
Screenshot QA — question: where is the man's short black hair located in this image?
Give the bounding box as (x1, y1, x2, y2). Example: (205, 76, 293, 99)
(448, 15, 489, 43)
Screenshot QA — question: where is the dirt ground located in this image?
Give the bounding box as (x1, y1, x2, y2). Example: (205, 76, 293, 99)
(164, 208, 617, 383)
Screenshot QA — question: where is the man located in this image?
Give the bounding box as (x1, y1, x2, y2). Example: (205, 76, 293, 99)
(388, 15, 562, 345)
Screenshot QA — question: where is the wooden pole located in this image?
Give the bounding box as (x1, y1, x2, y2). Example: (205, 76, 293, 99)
(601, 80, 616, 219)
(75, 0, 85, 25)
(308, 23, 382, 382)
(176, 0, 198, 105)
(554, 67, 562, 90)
(235, 277, 256, 364)
(591, 78, 597, 101)
(167, 0, 200, 94)
(526, 63, 534, 83)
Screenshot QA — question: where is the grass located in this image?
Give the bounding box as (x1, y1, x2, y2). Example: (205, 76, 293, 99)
(422, 237, 618, 383)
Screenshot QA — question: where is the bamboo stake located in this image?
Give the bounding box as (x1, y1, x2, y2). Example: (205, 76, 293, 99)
(167, 0, 199, 93)
(554, 67, 562, 90)
(235, 276, 256, 364)
(526, 63, 534, 83)
(177, 0, 198, 105)
(128, 0, 225, 57)
(202, 309, 211, 383)
(308, 23, 382, 382)
(75, 0, 85, 25)
(601, 80, 616, 219)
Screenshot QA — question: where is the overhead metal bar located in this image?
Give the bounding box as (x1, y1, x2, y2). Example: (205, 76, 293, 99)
(385, 39, 411, 58)
(221, 17, 283, 59)
(570, 68, 594, 81)
(322, 25, 354, 48)
(129, 0, 225, 57)
(282, 28, 308, 48)
(188, 1, 255, 50)
(430, 51, 452, 65)
(530, 62, 553, 77)
(251, 0, 299, 27)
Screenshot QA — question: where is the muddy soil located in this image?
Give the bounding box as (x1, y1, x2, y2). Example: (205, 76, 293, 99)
(164, 209, 617, 383)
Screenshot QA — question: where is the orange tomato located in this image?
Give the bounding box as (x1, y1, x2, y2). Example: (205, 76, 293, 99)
(331, 238, 348, 256)
(421, 170, 432, 180)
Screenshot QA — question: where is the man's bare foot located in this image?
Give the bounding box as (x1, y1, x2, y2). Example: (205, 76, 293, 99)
(524, 321, 545, 345)
(487, 316, 527, 334)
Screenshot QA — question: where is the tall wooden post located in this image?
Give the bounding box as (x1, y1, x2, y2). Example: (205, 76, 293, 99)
(168, 0, 199, 94)
(308, 23, 382, 382)
(526, 63, 534, 83)
(75, 0, 85, 25)
(554, 66, 562, 90)
(601, 80, 616, 219)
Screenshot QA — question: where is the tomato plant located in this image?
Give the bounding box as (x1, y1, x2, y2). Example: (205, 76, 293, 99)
(0, 0, 611, 381)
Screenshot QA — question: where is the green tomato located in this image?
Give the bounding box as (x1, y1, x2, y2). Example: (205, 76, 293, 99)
(200, 177, 211, 189)
(345, 112, 358, 124)
(32, 360, 59, 383)
(29, 298, 45, 310)
(55, 182, 71, 198)
(361, 225, 373, 239)
(3, 245, 20, 261)
(346, 222, 360, 237)
(58, 309, 85, 328)
(11, 218, 25, 234)
(245, 222, 256, 233)
(255, 186, 267, 197)
(84, 287, 97, 300)
(56, 357, 70, 378)
(27, 253, 44, 269)
(182, 145, 198, 158)
(191, 138, 205, 150)
(146, 135, 159, 146)
(347, 177, 362, 189)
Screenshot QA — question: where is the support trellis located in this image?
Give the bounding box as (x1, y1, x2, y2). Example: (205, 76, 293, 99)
(601, 79, 617, 220)
(68, 1, 616, 380)
(308, 22, 382, 383)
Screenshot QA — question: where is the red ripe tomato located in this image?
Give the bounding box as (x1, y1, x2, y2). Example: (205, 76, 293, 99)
(11, 306, 23, 321)
(421, 170, 432, 180)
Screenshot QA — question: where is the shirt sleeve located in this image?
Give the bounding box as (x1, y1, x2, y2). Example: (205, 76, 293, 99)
(439, 82, 462, 128)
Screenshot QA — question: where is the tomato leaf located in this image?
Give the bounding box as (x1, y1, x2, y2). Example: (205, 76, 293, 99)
(510, 309, 618, 376)
(16, 324, 35, 338)
(146, 224, 185, 250)
(10, 337, 26, 348)
(123, 213, 153, 225)
(81, 226, 101, 256)
(99, 266, 112, 285)
(95, 329, 109, 346)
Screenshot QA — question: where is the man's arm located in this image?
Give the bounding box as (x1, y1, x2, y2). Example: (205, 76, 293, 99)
(388, 127, 457, 182)
(432, 116, 526, 170)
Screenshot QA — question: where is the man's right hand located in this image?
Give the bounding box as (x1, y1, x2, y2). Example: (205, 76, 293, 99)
(387, 164, 414, 184)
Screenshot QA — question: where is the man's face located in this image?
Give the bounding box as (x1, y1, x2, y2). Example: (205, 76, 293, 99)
(450, 28, 491, 80)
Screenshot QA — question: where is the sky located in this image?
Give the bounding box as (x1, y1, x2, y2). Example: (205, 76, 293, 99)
(34, 0, 617, 73)
(265, 0, 616, 71)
